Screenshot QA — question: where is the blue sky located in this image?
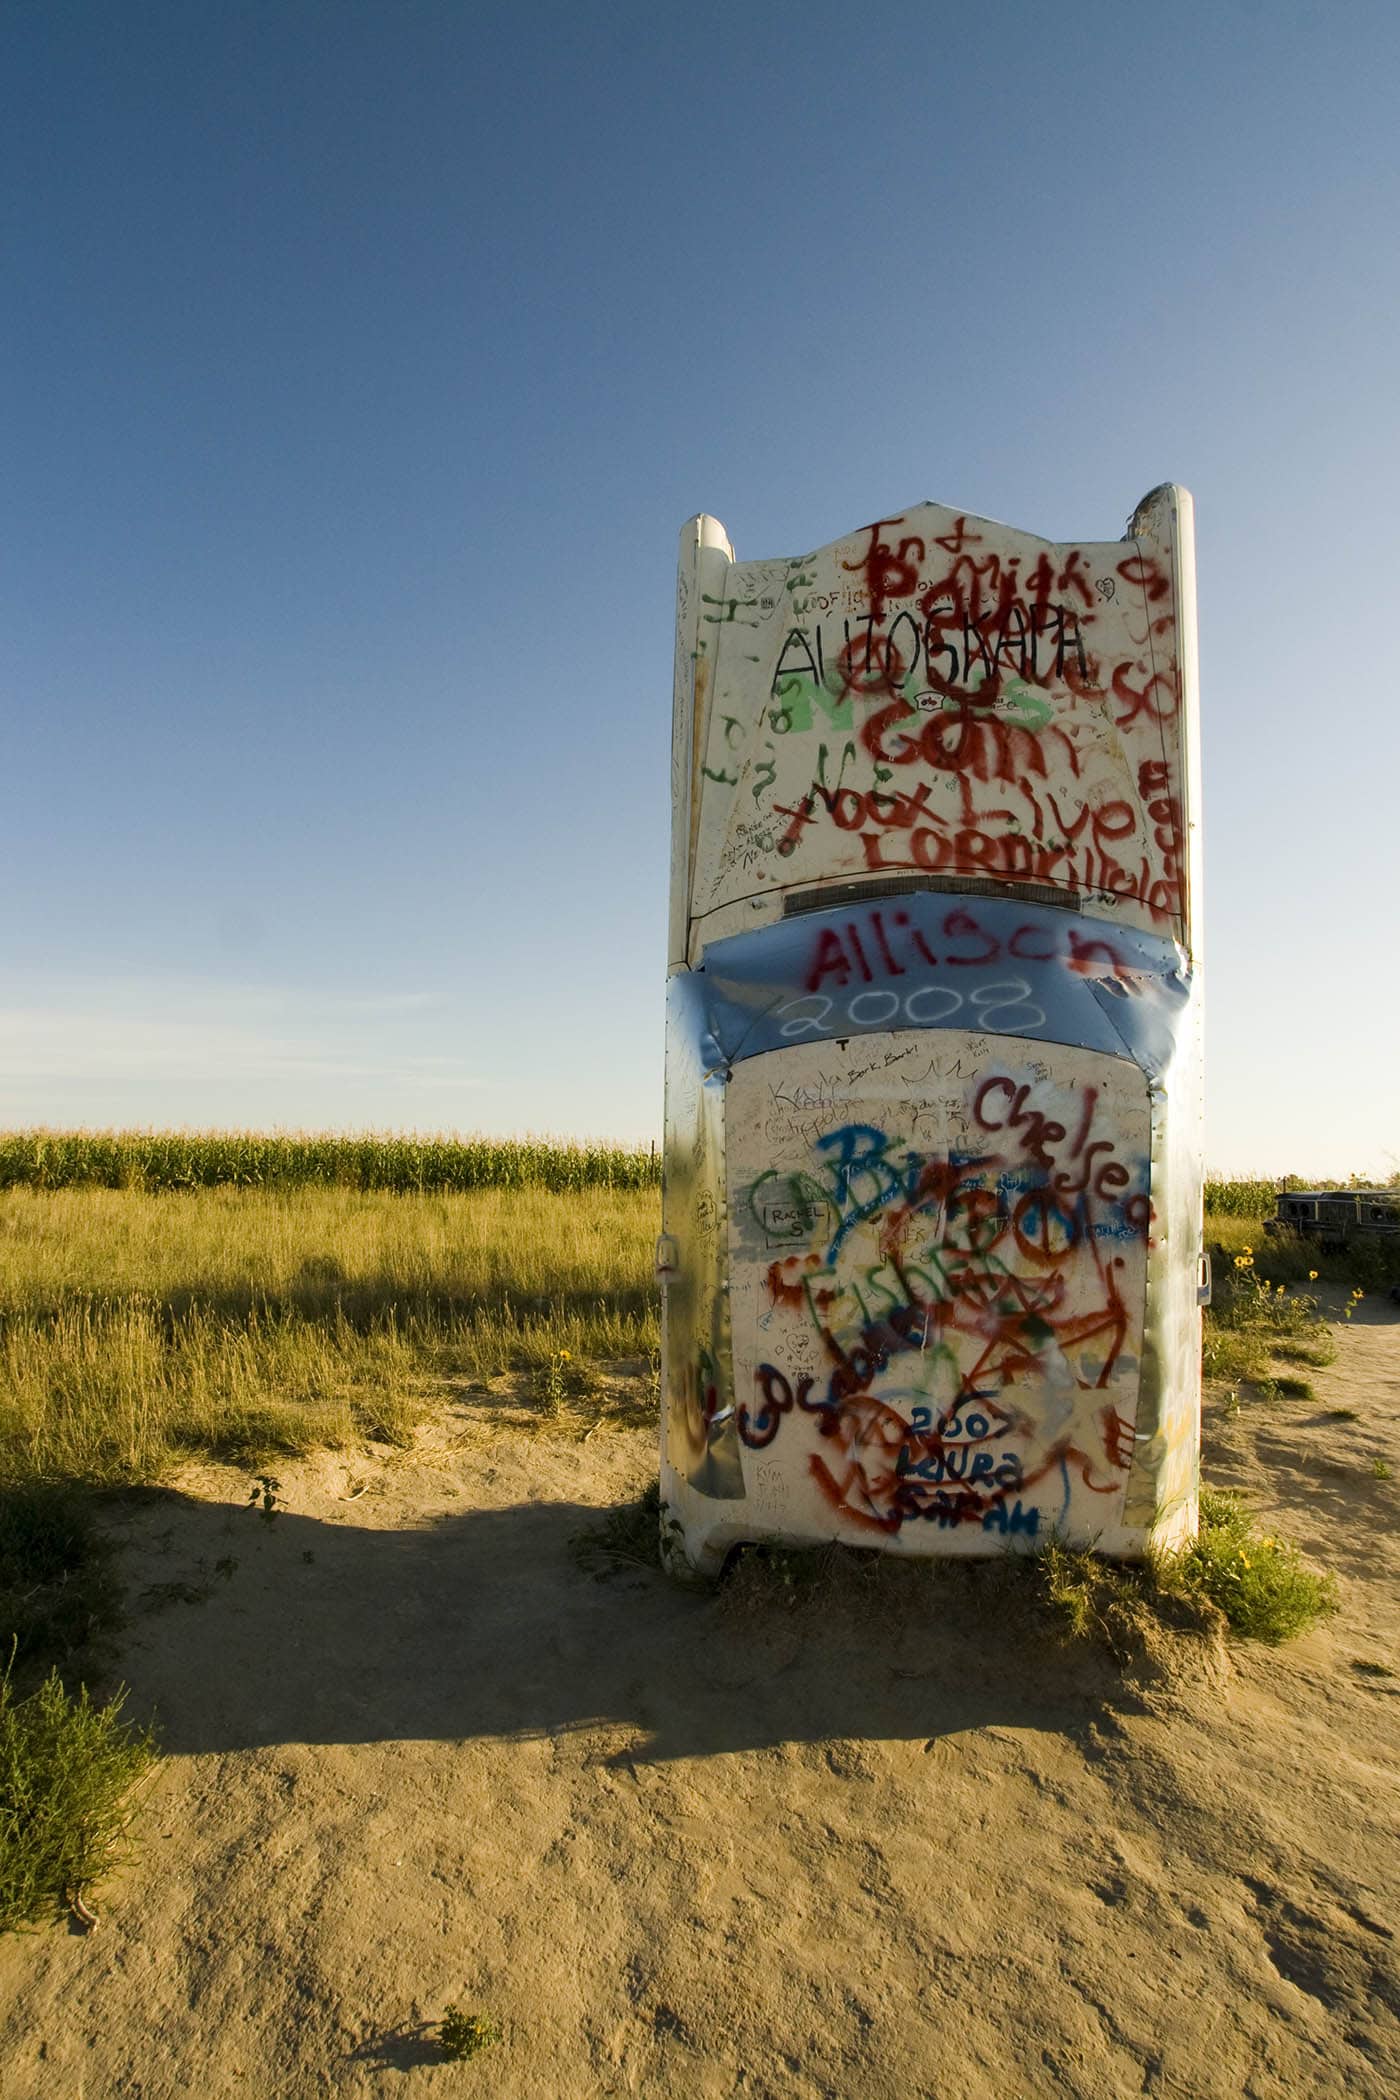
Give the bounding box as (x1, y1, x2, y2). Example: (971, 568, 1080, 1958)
(3, 1, 1396, 1174)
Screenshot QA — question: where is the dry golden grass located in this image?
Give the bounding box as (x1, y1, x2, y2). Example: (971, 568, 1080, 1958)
(0, 1186, 660, 1485)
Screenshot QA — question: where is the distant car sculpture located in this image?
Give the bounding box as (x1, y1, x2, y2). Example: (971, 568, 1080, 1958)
(1263, 1189, 1400, 1254)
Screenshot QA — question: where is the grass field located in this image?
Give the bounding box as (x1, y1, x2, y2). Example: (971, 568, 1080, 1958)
(0, 1185, 659, 1486)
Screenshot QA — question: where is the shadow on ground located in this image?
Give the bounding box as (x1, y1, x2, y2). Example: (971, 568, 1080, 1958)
(344, 2023, 446, 2071)
(109, 1484, 1140, 1765)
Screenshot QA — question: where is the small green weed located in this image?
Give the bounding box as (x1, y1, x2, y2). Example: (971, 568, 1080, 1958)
(1171, 1489, 1337, 1643)
(1276, 1338, 1337, 1369)
(1037, 1538, 1108, 1644)
(1202, 1324, 1272, 1385)
(1032, 1537, 1214, 1658)
(246, 1475, 282, 1524)
(1372, 1459, 1393, 1481)
(1326, 1408, 1360, 1423)
(538, 1349, 571, 1418)
(0, 1662, 154, 1932)
(1031, 1494, 1335, 1652)
(530, 1349, 633, 1433)
(438, 2007, 501, 2060)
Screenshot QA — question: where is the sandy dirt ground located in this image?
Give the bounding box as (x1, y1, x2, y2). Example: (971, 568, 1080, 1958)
(2, 1297, 1397, 2100)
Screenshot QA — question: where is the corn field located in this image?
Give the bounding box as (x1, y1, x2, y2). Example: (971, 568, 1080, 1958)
(1204, 1174, 1396, 1216)
(0, 1136, 1386, 1211)
(0, 1130, 661, 1196)
(1203, 1179, 1282, 1217)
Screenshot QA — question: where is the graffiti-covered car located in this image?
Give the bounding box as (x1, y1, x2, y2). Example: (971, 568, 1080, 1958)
(660, 489, 1204, 1575)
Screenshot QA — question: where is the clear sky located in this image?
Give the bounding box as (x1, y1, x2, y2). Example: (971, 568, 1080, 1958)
(3, 1, 1396, 1176)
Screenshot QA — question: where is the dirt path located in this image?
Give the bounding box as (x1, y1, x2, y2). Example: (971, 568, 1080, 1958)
(2, 1309, 1397, 2100)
